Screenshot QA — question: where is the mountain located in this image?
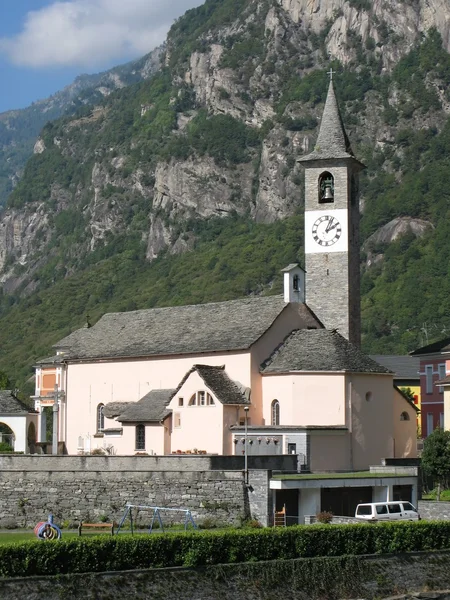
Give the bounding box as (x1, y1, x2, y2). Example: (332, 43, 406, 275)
(2, 0, 450, 389)
(0, 46, 164, 208)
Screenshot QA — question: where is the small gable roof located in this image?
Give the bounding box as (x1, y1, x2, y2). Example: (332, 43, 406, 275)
(53, 295, 309, 361)
(410, 336, 450, 356)
(176, 364, 250, 406)
(117, 390, 175, 423)
(0, 390, 36, 414)
(261, 329, 392, 374)
(34, 354, 66, 367)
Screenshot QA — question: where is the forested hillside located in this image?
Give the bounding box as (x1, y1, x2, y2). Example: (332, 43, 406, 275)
(1, 0, 450, 391)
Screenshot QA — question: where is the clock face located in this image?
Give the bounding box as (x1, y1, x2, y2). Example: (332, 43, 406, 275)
(312, 215, 342, 247)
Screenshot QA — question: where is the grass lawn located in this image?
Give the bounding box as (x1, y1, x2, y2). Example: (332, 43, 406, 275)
(0, 531, 119, 545)
(422, 488, 450, 501)
(0, 527, 201, 545)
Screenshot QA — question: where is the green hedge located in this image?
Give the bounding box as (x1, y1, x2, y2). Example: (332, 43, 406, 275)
(1, 522, 450, 578)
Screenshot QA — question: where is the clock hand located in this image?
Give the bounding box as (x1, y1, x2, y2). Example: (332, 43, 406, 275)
(325, 217, 334, 233)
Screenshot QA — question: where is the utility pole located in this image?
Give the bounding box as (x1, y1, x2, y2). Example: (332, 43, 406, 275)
(244, 406, 249, 485)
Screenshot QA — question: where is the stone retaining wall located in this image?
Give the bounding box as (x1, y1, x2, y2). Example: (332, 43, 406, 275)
(0, 455, 291, 527)
(1, 551, 450, 599)
(418, 501, 450, 520)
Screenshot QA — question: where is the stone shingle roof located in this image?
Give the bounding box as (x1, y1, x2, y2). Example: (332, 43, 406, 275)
(194, 365, 249, 405)
(35, 355, 66, 366)
(53, 296, 314, 361)
(0, 390, 36, 414)
(261, 329, 392, 374)
(369, 355, 419, 380)
(298, 81, 360, 163)
(104, 402, 131, 419)
(117, 390, 175, 423)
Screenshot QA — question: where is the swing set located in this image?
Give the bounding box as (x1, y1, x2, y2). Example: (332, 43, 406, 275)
(116, 503, 198, 534)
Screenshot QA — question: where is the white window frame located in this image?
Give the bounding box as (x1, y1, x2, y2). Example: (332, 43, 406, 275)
(425, 365, 433, 394)
(438, 364, 446, 393)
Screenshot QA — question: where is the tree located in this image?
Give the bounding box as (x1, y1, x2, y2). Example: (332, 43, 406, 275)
(421, 428, 450, 500)
(0, 370, 11, 390)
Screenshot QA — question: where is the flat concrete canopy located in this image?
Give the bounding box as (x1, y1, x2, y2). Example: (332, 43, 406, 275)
(270, 473, 418, 490)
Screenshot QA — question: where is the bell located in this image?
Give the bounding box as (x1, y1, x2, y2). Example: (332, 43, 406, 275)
(322, 184, 334, 201)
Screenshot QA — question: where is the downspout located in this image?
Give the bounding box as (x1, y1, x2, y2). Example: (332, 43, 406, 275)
(347, 375, 354, 471)
(64, 362, 68, 451)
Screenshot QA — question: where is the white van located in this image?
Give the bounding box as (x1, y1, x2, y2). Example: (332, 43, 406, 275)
(355, 501, 420, 522)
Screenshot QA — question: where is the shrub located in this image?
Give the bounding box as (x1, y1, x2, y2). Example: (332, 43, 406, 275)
(316, 511, 333, 524)
(1, 522, 450, 578)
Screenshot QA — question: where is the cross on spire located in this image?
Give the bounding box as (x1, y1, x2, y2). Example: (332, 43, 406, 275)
(327, 67, 335, 81)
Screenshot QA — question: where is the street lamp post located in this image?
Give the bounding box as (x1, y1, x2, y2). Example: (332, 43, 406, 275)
(244, 406, 249, 485)
(52, 385, 59, 455)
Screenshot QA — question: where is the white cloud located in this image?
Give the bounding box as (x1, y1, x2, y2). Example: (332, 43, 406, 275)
(0, 0, 202, 68)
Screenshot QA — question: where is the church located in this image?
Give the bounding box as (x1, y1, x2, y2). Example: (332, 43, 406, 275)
(31, 79, 417, 471)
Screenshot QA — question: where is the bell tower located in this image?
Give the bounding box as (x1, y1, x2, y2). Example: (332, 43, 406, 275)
(298, 71, 365, 347)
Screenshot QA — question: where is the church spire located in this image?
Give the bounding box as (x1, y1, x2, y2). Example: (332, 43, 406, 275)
(298, 78, 356, 163)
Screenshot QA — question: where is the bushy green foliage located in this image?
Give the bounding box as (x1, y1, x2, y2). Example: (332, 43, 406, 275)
(0, 522, 450, 578)
(0, 215, 304, 386)
(164, 110, 261, 165)
(421, 428, 450, 492)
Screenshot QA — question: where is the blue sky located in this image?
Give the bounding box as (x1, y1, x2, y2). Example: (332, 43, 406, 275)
(0, 0, 203, 113)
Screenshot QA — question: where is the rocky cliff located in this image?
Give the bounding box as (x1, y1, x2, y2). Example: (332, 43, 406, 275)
(1, 0, 450, 380)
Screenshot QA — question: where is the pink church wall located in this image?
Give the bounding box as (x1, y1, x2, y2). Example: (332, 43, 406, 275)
(261, 373, 346, 426)
(64, 351, 251, 455)
(167, 371, 227, 455)
(250, 304, 320, 426)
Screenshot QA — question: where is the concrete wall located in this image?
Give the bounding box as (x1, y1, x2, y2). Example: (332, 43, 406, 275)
(393, 388, 418, 458)
(350, 373, 395, 470)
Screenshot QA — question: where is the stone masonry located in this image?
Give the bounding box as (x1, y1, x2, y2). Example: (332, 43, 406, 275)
(0, 455, 294, 527)
(304, 161, 361, 346)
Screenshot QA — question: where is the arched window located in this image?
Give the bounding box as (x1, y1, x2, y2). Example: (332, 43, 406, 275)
(271, 400, 280, 426)
(135, 424, 145, 451)
(0, 422, 15, 450)
(318, 171, 334, 204)
(188, 391, 215, 406)
(400, 412, 410, 421)
(97, 404, 105, 433)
